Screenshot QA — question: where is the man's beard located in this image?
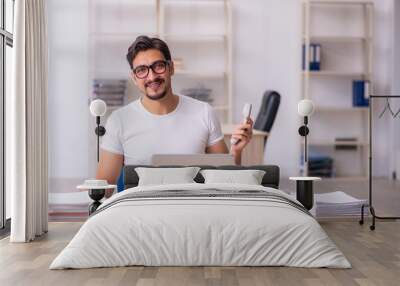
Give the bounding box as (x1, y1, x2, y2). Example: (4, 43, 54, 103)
(144, 78, 168, 101)
(144, 90, 167, 101)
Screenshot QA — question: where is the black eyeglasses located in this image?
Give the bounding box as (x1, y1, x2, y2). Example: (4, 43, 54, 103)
(132, 60, 170, 79)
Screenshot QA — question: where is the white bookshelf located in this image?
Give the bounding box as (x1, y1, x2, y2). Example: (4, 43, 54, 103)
(304, 140, 369, 147)
(305, 36, 371, 44)
(301, 0, 374, 180)
(304, 71, 370, 78)
(308, 0, 373, 4)
(314, 106, 368, 112)
(163, 34, 226, 42)
(158, 0, 232, 122)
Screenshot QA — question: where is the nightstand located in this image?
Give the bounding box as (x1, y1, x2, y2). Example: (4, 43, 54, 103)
(289, 177, 321, 210)
(77, 180, 117, 215)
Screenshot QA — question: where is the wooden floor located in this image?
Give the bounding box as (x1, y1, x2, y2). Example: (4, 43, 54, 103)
(1, 220, 400, 286)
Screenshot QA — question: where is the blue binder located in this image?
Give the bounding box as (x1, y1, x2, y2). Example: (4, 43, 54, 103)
(302, 44, 321, 71)
(353, 80, 370, 107)
(310, 44, 321, 71)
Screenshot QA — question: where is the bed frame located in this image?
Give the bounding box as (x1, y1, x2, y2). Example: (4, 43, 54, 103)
(123, 165, 280, 189)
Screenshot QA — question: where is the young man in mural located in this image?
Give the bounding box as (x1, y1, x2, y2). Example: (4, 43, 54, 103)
(96, 36, 253, 197)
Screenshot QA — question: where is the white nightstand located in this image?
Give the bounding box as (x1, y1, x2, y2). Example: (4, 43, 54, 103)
(77, 180, 117, 215)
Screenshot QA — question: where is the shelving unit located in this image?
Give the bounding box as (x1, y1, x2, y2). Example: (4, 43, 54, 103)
(301, 0, 374, 180)
(303, 140, 368, 146)
(304, 71, 369, 78)
(314, 106, 368, 112)
(87, 0, 232, 176)
(304, 35, 371, 43)
(158, 0, 232, 122)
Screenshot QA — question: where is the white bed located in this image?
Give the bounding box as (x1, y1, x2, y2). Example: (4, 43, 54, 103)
(50, 183, 350, 269)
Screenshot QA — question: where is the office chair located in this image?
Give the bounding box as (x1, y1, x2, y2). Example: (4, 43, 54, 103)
(253, 90, 281, 147)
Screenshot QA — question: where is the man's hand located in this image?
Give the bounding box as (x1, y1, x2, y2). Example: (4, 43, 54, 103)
(230, 118, 253, 155)
(105, 188, 115, 198)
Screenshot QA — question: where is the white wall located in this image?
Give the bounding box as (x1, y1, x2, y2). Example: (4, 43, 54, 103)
(395, 1, 400, 93)
(395, 0, 400, 94)
(47, 0, 395, 183)
(231, 0, 302, 177)
(48, 0, 89, 182)
(391, 0, 400, 178)
(372, 0, 395, 177)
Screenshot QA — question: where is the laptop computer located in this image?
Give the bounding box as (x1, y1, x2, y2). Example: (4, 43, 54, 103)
(151, 154, 235, 166)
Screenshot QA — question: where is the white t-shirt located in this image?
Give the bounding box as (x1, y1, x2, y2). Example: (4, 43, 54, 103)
(101, 94, 224, 165)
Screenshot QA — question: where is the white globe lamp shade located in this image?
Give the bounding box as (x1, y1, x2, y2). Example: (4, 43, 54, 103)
(90, 99, 107, 117)
(298, 99, 314, 117)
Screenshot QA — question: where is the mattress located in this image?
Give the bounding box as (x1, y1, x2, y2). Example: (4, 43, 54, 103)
(50, 183, 351, 269)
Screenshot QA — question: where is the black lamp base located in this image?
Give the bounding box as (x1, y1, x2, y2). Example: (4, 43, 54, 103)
(88, 189, 105, 215)
(95, 126, 106, 136)
(298, 125, 309, 136)
(296, 180, 314, 210)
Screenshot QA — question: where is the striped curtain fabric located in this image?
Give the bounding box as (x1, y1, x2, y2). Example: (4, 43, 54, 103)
(9, 0, 48, 242)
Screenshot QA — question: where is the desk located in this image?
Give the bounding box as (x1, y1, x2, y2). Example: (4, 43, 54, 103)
(222, 124, 268, 166)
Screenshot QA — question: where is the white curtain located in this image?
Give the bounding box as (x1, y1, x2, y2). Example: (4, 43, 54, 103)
(9, 0, 48, 242)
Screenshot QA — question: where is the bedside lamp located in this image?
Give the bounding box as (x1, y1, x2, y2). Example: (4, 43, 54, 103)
(89, 99, 107, 162)
(78, 99, 115, 215)
(298, 99, 314, 175)
(289, 99, 319, 211)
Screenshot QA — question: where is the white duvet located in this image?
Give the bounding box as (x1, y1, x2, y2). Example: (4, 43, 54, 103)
(50, 183, 351, 269)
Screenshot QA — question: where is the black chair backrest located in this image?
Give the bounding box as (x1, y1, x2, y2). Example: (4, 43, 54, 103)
(254, 90, 281, 133)
(123, 165, 280, 190)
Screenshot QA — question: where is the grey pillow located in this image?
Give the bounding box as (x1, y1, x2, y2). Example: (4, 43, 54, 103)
(135, 167, 201, 186)
(200, 169, 266, 185)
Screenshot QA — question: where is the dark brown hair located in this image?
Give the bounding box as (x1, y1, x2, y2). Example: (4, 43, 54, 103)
(126, 35, 172, 70)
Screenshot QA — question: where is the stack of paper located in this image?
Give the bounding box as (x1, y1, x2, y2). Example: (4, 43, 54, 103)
(91, 79, 126, 106)
(314, 191, 368, 217)
(181, 86, 213, 104)
(290, 191, 368, 217)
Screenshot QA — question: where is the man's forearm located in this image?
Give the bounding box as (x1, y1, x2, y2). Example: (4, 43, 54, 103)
(204, 139, 242, 165)
(96, 150, 124, 197)
(230, 149, 242, 165)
